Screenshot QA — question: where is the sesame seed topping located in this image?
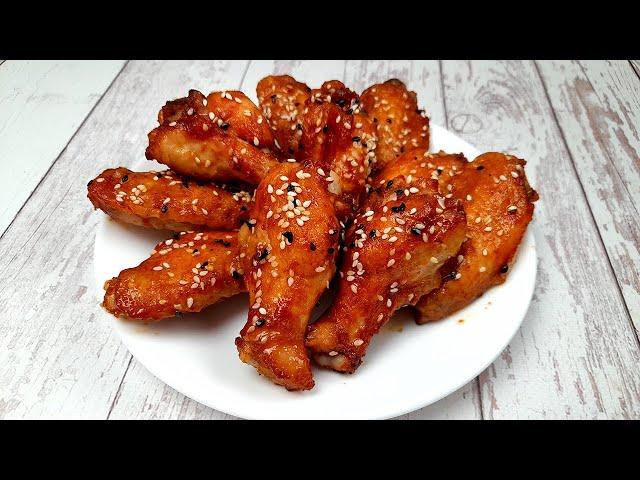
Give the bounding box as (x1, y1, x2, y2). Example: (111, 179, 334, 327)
(430, 257, 439, 264)
(186, 297, 194, 308)
(353, 339, 364, 346)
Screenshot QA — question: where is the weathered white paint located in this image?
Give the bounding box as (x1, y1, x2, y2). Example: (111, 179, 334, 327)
(440, 60, 640, 419)
(1, 60, 639, 419)
(537, 60, 640, 327)
(0, 60, 126, 236)
(0, 61, 249, 419)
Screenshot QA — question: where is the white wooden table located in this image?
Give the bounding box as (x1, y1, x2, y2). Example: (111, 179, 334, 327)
(1, 60, 639, 420)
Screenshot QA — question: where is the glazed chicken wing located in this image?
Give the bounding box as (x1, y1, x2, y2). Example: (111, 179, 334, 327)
(146, 89, 281, 185)
(360, 79, 430, 172)
(87, 168, 250, 232)
(236, 163, 340, 390)
(415, 152, 538, 323)
(306, 150, 467, 373)
(103, 231, 245, 321)
(298, 100, 376, 220)
(257, 75, 311, 156)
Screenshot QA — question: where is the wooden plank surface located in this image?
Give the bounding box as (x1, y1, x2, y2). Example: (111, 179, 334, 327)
(2, 60, 639, 419)
(630, 60, 640, 77)
(439, 60, 640, 419)
(0, 60, 126, 237)
(0, 60, 248, 419)
(536, 60, 640, 326)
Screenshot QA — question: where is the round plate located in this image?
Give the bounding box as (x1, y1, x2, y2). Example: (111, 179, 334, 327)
(94, 124, 536, 419)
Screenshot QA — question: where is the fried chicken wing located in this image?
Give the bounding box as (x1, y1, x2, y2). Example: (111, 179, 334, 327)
(415, 152, 538, 323)
(309, 80, 360, 113)
(360, 79, 430, 172)
(87, 168, 250, 232)
(146, 89, 281, 185)
(103, 231, 245, 321)
(257, 75, 311, 156)
(298, 101, 376, 219)
(306, 150, 467, 373)
(235, 163, 340, 390)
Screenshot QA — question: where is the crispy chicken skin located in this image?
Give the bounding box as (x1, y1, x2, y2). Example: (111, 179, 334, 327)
(146, 89, 281, 186)
(306, 150, 467, 373)
(298, 102, 376, 220)
(87, 168, 250, 232)
(103, 231, 245, 321)
(415, 152, 538, 323)
(257, 75, 311, 156)
(360, 79, 430, 172)
(258, 76, 374, 219)
(236, 163, 340, 390)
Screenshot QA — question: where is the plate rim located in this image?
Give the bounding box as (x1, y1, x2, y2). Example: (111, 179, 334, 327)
(93, 123, 537, 419)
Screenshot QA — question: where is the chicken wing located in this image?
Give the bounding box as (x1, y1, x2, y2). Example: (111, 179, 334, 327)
(309, 80, 361, 113)
(298, 101, 376, 220)
(360, 79, 430, 172)
(146, 89, 281, 186)
(236, 163, 340, 390)
(103, 231, 245, 321)
(87, 168, 250, 232)
(415, 152, 538, 323)
(257, 75, 311, 156)
(306, 150, 467, 373)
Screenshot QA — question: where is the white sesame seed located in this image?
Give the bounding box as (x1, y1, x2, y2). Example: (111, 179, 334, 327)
(259, 307, 267, 315)
(387, 259, 396, 267)
(186, 297, 194, 308)
(96, 178, 105, 183)
(315, 266, 326, 273)
(479, 267, 487, 273)
(351, 284, 358, 294)
(430, 257, 439, 264)
(353, 339, 364, 346)
(253, 137, 259, 146)
(484, 226, 493, 232)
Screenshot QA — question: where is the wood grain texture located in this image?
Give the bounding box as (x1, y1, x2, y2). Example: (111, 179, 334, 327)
(0, 60, 248, 419)
(0, 60, 126, 237)
(630, 60, 640, 78)
(536, 60, 640, 327)
(440, 60, 640, 419)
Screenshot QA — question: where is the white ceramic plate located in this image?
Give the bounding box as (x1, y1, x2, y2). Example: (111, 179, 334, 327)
(93, 124, 536, 419)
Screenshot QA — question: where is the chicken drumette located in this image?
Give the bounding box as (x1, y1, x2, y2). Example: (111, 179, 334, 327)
(87, 167, 250, 232)
(415, 152, 538, 322)
(306, 149, 467, 373)
(360, 79, 430, 173)
(236, 163, 340, 390)
(146, 89, 281, 186)
(103, 231, 245, 321)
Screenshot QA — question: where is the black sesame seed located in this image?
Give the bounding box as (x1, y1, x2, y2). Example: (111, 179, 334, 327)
(296, 123, 302, 130)
(283, 231, 294, 243)
(395, 189, 404, 197)
(357, 224, 364, 230)
(121, 175, 129, 183)
(442, 270, 457, 282)
(287, 184, 296, 192)
(391, 203, 406, 213)
(352, 136, 361, 143)
(410, 228, 421, 235)
(255, 319, 265, 327)
(220, 122, 230, 130)
(323, 125, 329, 133)
(476, 165, 485, 171)
(328, 247, 335, 254)
(160, 205, 168, 213)
(201, 261, 209, 268)
(373, 117, 378, 123)
(369, 229, 377, 238)
(400, 146, 405, 153)
(257, 248, 269, 260)
(386, 118, 392, 124)
(336, 99, 346, 107)
(192, 249, 199, 254)
(175, 311, 183, 318)
(386, 180, 394, 189)
(232, 270, 241, 279)
(309, 242, 316, 251)
(270, 95, 277, 103)
(500, 265, 509, 273)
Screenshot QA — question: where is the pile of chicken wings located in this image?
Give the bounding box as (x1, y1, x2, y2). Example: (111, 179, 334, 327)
(87, 75, 538, 391)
